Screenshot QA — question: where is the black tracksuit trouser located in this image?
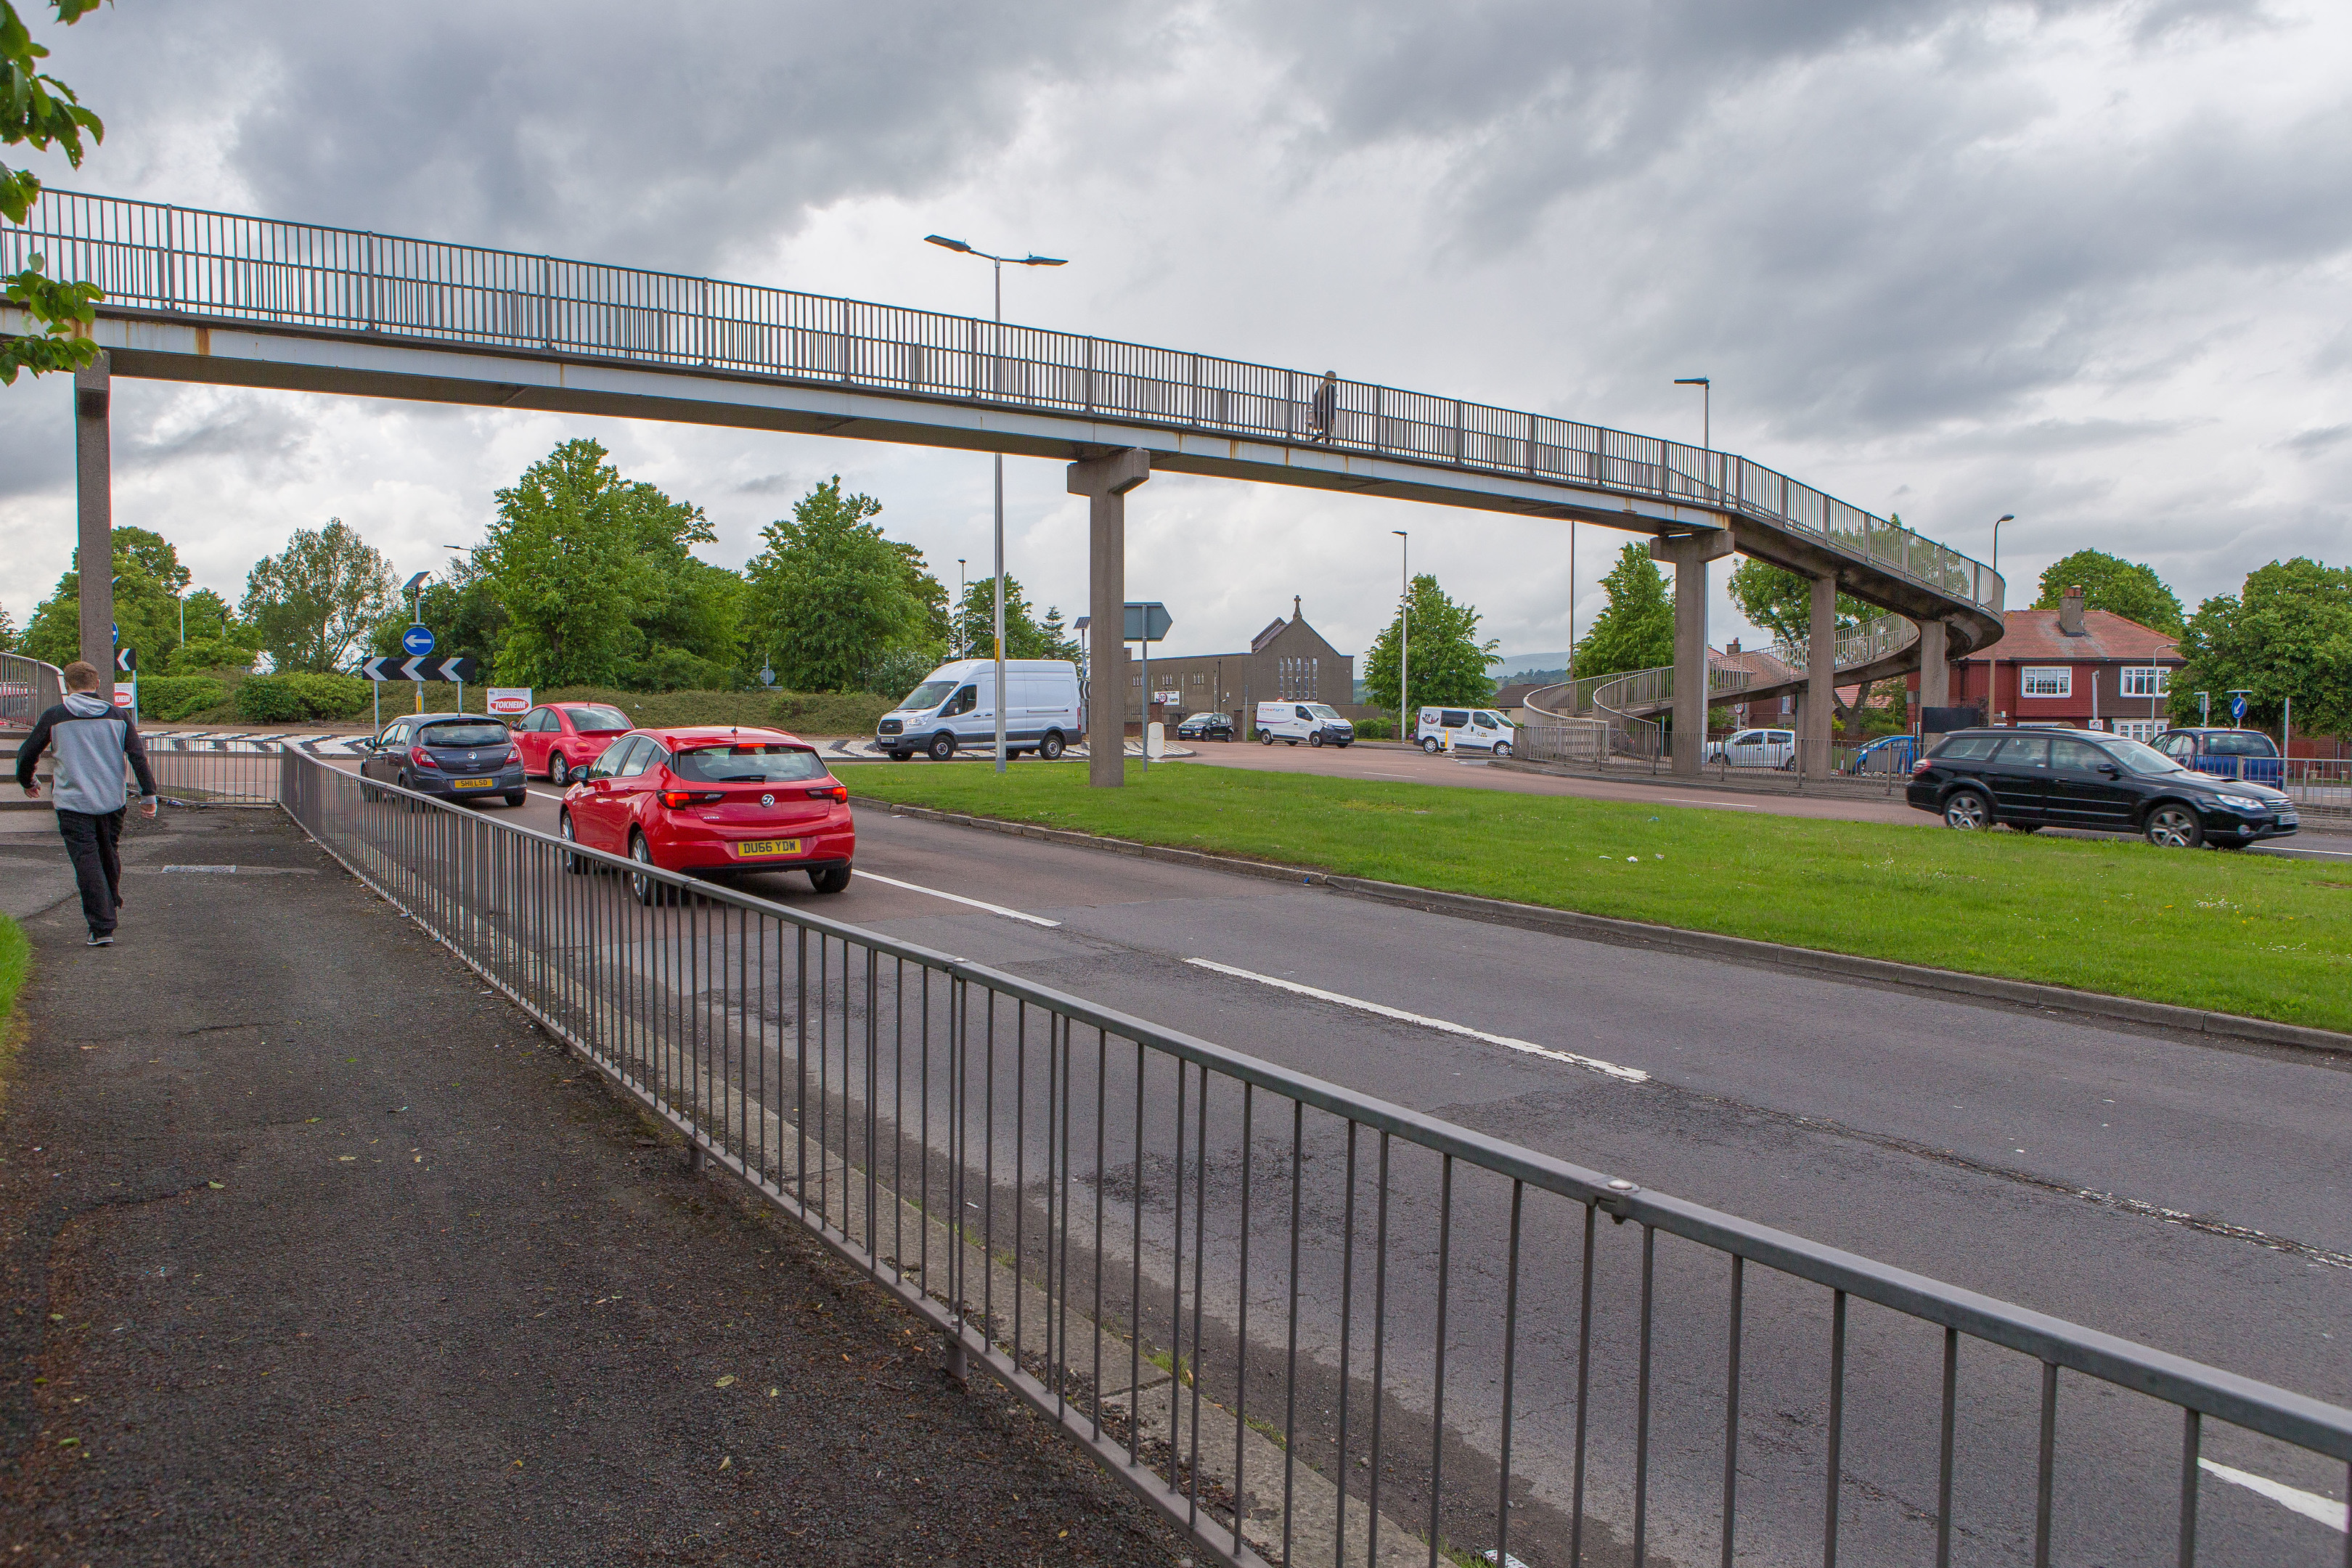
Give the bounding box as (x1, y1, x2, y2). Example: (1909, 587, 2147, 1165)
(56, 806, 126, 936)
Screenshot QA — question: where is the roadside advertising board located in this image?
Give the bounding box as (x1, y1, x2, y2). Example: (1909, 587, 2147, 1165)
(487, 687, 532, 717)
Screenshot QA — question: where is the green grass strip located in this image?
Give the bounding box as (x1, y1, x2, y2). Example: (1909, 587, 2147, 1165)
(0, 914, 26, 1032)
(842, 760, 2352, 1034)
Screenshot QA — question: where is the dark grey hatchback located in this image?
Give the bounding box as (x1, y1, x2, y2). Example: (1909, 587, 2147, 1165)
(356, 713, 527, 807)
(1906, 727, 2298, 848)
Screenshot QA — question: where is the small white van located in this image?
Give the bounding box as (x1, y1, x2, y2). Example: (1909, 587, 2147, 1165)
(878, 659, 1083, 761)
(1413, 706, 1515, 756)
(1256, 701, 1355, 748)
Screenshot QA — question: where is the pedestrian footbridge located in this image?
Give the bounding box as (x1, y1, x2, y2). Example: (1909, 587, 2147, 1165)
(2, 192, 2004, 781)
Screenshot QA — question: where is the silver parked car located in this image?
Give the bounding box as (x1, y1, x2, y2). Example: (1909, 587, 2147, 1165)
(1703, 727, 1796, 769)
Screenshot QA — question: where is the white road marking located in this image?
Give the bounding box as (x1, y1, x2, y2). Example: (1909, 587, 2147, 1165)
(2199, 1458, 2348, 1532)
(1185, 957, 1649, 1082)
(528, 788, 570, 803)
(2257, 845, 2352, 859)
(852, 870, 1063, 928)
(1653, 796, 1766, 809)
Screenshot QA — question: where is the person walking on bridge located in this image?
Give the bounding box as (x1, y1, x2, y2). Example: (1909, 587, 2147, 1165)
(15, 660, 159, 947)
(1308, 369, 1339, 443)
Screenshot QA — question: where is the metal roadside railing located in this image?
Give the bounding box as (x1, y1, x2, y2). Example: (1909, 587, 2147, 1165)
(142, 733, 299, 806)
(219, 745, 2352, 1568)
(1, 651, 65, 731)
(0, 190, 2005, 624)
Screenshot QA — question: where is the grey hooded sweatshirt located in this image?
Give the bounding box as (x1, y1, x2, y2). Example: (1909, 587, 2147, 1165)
(15, 690, 159, 815)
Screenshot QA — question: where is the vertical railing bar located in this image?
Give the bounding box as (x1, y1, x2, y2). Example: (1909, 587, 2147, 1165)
(1169, 1056, 1188, 1492)
(1935, 1326, 1958, 1568)
(865, 944, 879, 1272)
(1334, 1120, 1358, 1568)
(1426, 1153, 1453, 1568)
(1494, 1180, 1523, 1568)
(2035, 1361, 2059, 1568)
(1130, 1035, 1146, 1466)
(892, 955, 905, 1282)
(1014, 1000, 1027, 1380)
(1281, 1100, 1304, 1568)
(1187, 1064, 1209, 1528)
(1633, 1225, 1655, 1568)
(984, 991, 997, 1347)
(1720, 1252, 1744, 1568)
(1368, 1132, 1392, 1567)
(1570, 1202, 1596, 1567)
(1092, 1025, 1107, 1442)
(1058, 1016, 1075, 1415)
(2175, 1407, 2200, 1568)
(1824, 1289, 1847, 1568)
(1232, 1081, 1255, 1559)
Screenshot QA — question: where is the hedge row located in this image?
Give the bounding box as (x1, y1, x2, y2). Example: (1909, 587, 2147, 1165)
(234, 672, 375, 722)
(133, 676, 228, 722)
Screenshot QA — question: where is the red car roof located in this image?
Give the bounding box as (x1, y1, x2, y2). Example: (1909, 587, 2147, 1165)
(636, 724, 810, 748)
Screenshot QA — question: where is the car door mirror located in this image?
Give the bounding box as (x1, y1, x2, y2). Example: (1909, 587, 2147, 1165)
(2099, 763, 2121, 778)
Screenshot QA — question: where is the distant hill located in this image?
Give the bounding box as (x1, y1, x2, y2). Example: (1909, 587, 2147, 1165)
(1497, 667, 1567, 688)
(1489, 650, 1573, 679)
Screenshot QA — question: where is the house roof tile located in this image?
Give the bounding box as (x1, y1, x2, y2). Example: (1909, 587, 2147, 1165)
(1975, 609, 2179, 662)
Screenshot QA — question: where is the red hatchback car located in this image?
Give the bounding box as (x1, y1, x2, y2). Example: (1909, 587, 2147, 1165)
(558, 726, 854, 902)
(511, 701, 634, 784)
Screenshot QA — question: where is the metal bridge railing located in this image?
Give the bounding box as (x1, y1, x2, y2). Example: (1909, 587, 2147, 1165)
(243, 746, 2352, 1567)
(1769, 613, 1922, 684)
(0, 651, 63, 730)
(1, 190, 2004, 618)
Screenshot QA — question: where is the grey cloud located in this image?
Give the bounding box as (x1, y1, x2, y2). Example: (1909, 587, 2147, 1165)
(2279, 425, 2352, 455)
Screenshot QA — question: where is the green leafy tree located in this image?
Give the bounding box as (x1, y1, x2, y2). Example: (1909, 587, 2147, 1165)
(1, 1, 107, 383)
(367, 555, 508, 673)
(1570, 544, 1675, 681)
(950, 575, 1074, 661)
(20, 524, 188, 667)
(1362, 573, 1498, 711)
(1726, 557, 1871, 643)
(176, 586, 239, 642)
(2167, 558, 2352, 736)
(745, 477, 940, 692)
(2034, 548, 2184, 634)
(0, 603, 18, 650)
(479, 438, 713, 687)
(1038, 605, 1082, 663)
(240, 518, 397, 673)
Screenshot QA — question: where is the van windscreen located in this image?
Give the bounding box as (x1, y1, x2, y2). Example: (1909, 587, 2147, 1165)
(899, 679, 956, 711)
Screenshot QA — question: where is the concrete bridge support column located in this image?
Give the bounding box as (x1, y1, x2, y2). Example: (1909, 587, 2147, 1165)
(1069, 448, 1151, 788)
(75, 352, 113, 677)
(1801, 572, 1837, 779)
(1918, 618, 1951, 710)
(1649, 530, 1734, 776)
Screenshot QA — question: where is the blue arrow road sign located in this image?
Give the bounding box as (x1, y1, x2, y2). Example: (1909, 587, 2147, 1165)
(401, 624, 436, 658)
(2230, 694, 2248, 722)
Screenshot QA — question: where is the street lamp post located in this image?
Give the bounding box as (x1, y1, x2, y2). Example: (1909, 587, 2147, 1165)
(1989, 514, 2015, 583)
(926, 234, 1067, 774)
(1674, 377, 1712, 493)
(1393, 531, 1409, 740)
(956, 559, 967, 656)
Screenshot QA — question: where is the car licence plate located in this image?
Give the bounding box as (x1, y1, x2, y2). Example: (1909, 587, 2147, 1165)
(452, 777, 495, 789)
(735, 838, 804, 858)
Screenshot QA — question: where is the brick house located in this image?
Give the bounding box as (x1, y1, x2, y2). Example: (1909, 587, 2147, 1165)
(1115, 597, 1356, 728)
(1913, 586, 2181, 741)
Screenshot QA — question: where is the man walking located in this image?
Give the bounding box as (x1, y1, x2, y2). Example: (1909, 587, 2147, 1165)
(16, 661, 158, 947)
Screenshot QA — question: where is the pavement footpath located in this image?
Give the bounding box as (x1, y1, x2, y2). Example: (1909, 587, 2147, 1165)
(0, 807, 1188, 1567)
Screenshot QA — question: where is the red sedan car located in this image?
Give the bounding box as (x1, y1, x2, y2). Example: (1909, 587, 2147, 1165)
(510, 701, 633, 784)
(557, 726, 854, 902)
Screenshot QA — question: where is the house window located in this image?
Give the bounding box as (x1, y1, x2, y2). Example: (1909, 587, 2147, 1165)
(1278, 656, 1320, 701)
(2020, 666, 2072, 698)
(2120, 667, 2169, 698)
(2114, 719, 2161, 743)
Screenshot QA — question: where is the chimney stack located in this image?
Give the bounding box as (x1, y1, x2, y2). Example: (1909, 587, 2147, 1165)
(1726, 638, 1741, 654)
(2058, 584, 2086, 637)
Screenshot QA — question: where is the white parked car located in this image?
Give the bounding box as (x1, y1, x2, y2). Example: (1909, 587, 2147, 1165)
(1704, 727, 1797, 769)
(1414, 706, 1515, 756)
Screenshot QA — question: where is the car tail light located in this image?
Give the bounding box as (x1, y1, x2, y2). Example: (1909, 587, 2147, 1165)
(409, 746, 439, 768)
(504, 746, 522, 766)
(659, 789, 726, 808)
(807, 785, 849, 803)
(1911, 758, 1933, 775)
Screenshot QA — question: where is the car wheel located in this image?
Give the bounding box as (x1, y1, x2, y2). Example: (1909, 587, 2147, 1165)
(927, 732, 957, 761)
(1040, 732, 1065, 760)
(1259, 730, 1273, 745)
(503, 791, 526, 807)
(1286, 739, 1299, 746)
(549, 752, 571, 785)
(558, 811, 588, 875)
(811, 865, 852, 894)
(629, 833, 671, 905)
(1494, 742, 1511, 759)
(1943, 789, 1992, 830)
(1309, 732, 1324, 748)
(1421, 738, 1441, 755)
(889, 750, 912, 761)
(2144, 804, 2203, 849)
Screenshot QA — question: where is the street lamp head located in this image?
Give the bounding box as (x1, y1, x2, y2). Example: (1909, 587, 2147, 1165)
(1674, 377, 1711, 388)
(1018, 254, 1067, 267)
(1996, 513, 2015, 523)
(923, 234, 973, 254)
(403, 571, 431, 593)
(1392, 529, 1407, 538)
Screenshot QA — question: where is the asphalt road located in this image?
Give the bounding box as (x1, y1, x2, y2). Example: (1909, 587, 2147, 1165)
(304, 752, 2352, 1567)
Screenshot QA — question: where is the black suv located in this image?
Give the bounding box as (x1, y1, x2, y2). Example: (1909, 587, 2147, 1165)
(1906, 727, 2298, 848)
(1175, 711, 1234, 742)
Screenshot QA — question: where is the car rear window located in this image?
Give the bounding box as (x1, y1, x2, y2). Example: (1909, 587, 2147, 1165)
(2205, 732, 2278, 756)
(565, 705, 631, 731)
(418, 722, 510, 747)
(669, 744, 828, 783)
(1930, 735, 2001, 761)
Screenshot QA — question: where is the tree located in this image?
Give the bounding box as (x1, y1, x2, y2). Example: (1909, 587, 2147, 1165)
(1, 1, 107, 384)
(367, 555, 507, 673)
(0, 603, 17, 650)
(2166, 558, 2352, 737)
(479, 438, 713, 687)
(1361, 573, 1498, 712)
(950, 574, 1074, 662)
(2034, 549, 2184, 634)
(20, 524, 189, 667)
(240, 518, 397, 673)
(1570, 544, 1675, 681)
(745, 477, 940, 692)
(1038, 605, 1082, 663)
(1726, 557, 1872, 644)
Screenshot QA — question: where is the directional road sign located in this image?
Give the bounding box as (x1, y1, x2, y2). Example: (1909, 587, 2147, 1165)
(2231, 693, 2248, 722)
(361, 656, 478, 683)
(401, 624, 437, 657)
(1123, 602, 1172, 642)
(115, 645, 136, 674)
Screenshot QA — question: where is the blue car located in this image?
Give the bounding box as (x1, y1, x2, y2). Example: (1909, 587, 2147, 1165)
(1845, 733, 1918, 775)
(2152, 728, 2283, 785)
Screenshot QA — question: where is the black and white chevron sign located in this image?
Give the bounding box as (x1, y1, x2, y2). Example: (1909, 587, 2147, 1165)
(360, 656, 479, 682)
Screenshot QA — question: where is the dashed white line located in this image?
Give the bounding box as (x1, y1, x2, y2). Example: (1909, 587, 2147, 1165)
(2199, 1458, 2348, 1532)
(1184, 957, 1648, 1082)
(852, 870, 1062, 928)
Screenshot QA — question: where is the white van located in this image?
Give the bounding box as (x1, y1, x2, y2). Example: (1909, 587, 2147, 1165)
(878, 659, 1083, 761)
(1414, 706, 1515, 756)
(1256, 701, 1355, 748)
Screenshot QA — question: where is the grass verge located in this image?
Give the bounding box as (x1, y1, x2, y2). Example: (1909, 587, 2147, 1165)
(841, 760, 2352, 1034)
(0, 914, 28, 1110)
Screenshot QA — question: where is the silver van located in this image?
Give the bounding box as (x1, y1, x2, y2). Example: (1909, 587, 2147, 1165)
(877, 658, 1084, 761)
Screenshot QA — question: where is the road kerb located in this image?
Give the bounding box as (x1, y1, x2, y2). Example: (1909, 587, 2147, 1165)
(860, 797, 2352, 1061)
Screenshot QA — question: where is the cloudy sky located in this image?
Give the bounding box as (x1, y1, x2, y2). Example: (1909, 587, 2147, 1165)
(4, 0, 2348, 669)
